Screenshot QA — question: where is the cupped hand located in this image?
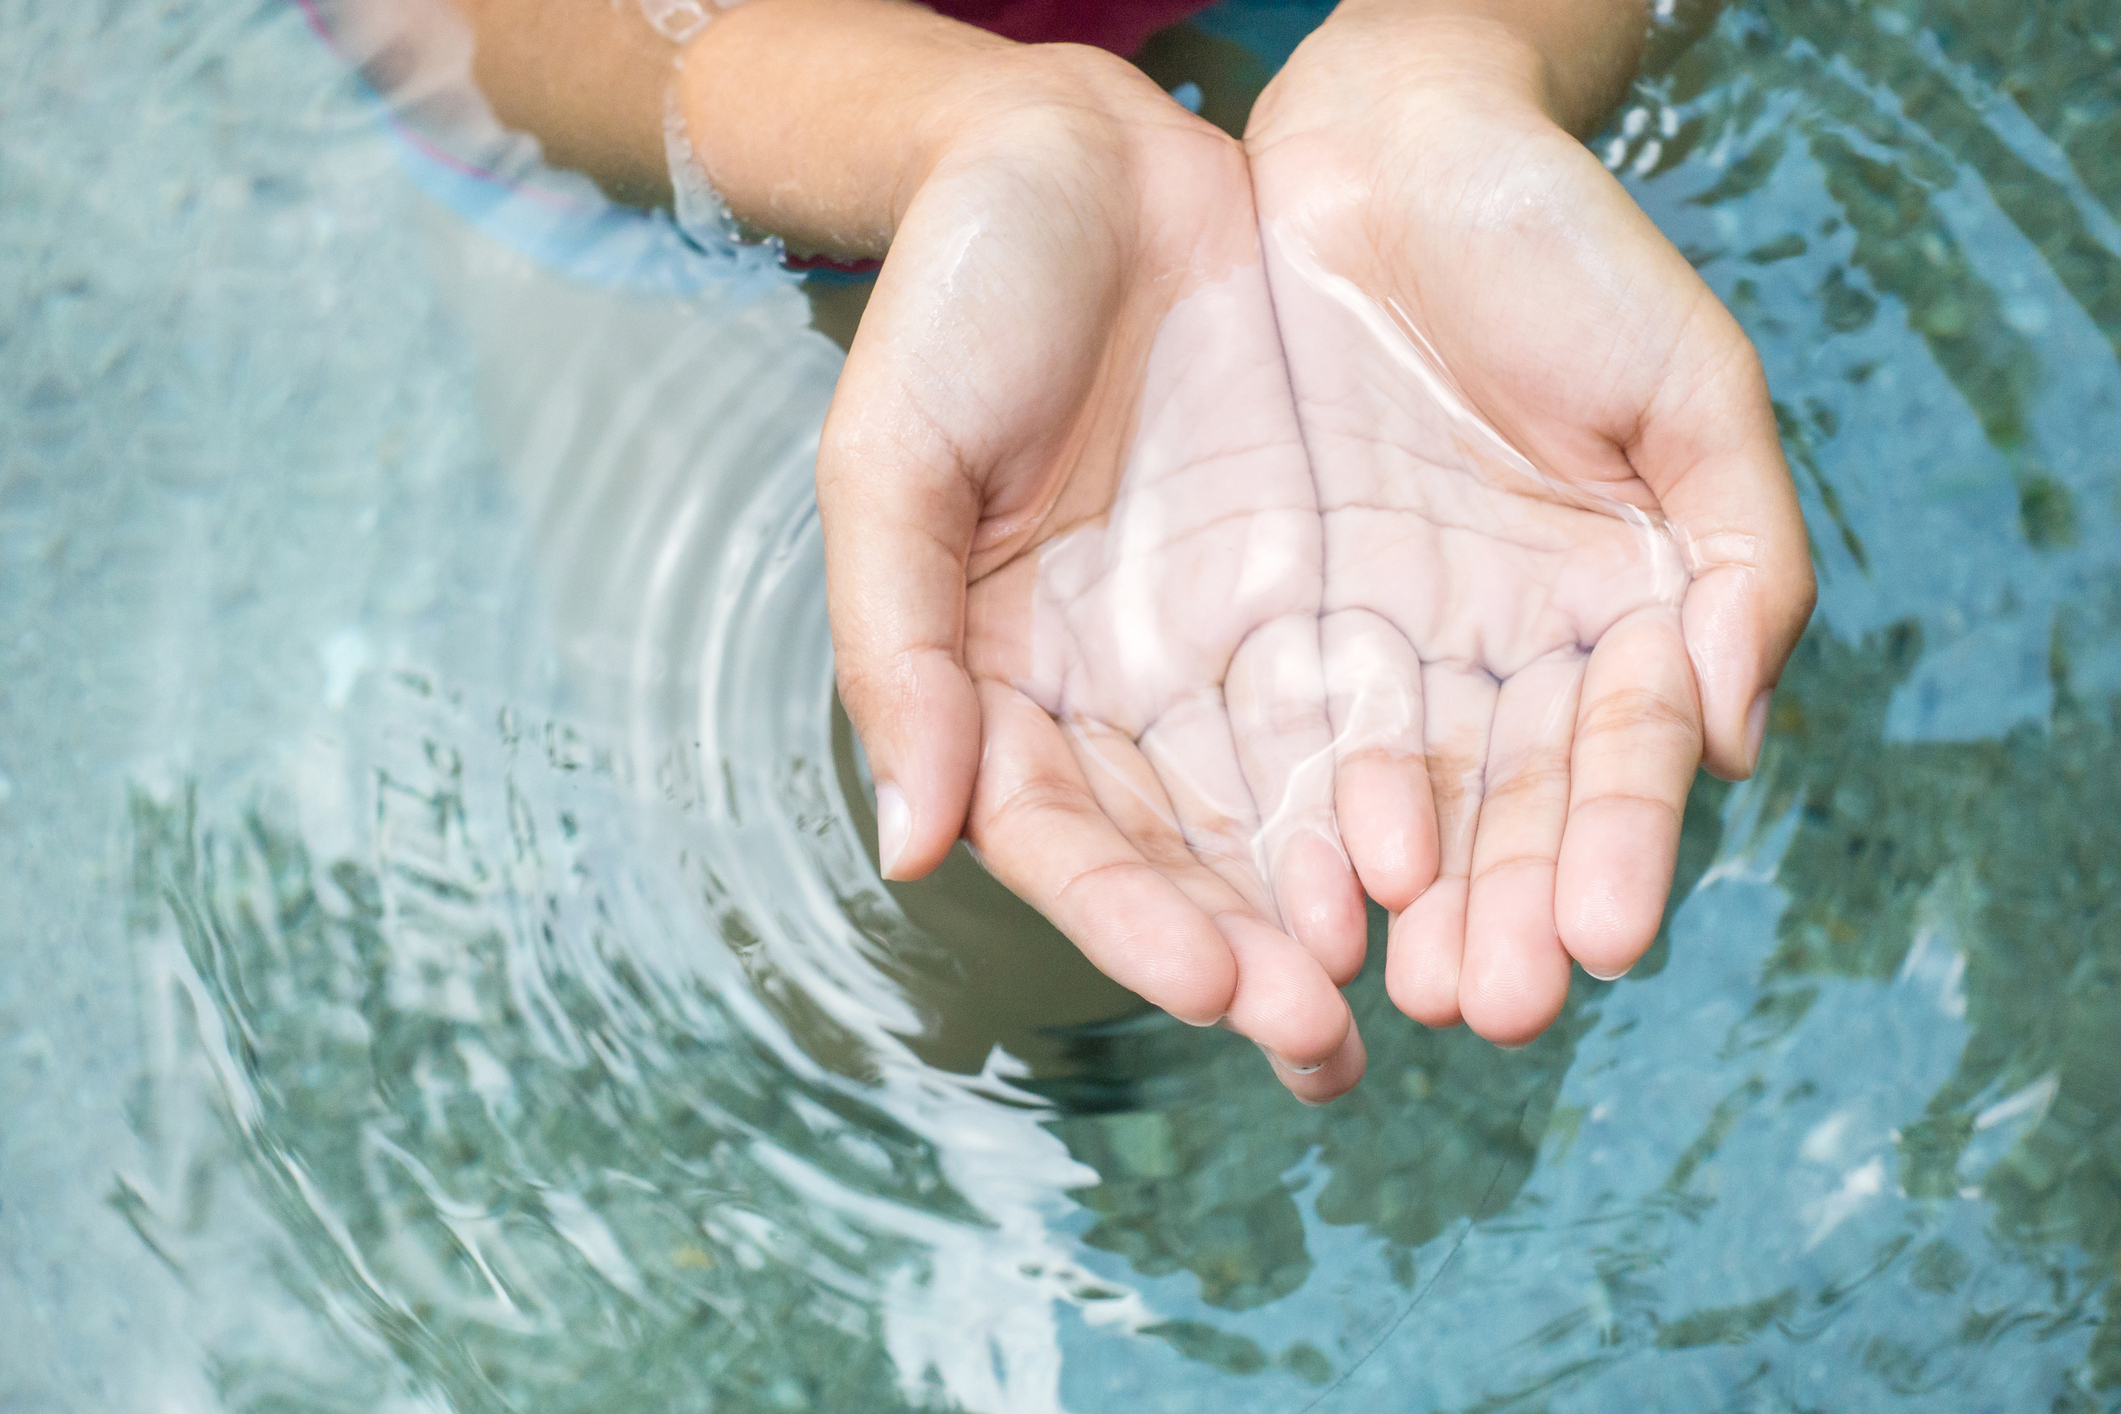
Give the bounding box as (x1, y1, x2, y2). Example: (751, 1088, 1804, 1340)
(1245, 21, 1816, 1046)
(818, 51, 1368, 1098)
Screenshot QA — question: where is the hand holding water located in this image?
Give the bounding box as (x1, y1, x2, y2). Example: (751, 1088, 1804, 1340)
(808, 41, 1370, 1098)
(429, 0, 1382, 1098)
(420, 0, 1816, 1096)
(802, 0, 1813, 1081)
(1244, 2, 1816, 1044)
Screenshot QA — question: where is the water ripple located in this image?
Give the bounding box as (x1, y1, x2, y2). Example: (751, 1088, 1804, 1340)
(11, 0, 2121, 1408)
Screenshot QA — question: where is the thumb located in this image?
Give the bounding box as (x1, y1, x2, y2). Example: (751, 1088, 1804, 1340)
(1634, 327, 1817, 780)
(817, 353, 985, 881)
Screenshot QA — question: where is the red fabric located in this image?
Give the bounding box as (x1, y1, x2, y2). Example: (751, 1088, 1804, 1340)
(926, 0, 1214, 54)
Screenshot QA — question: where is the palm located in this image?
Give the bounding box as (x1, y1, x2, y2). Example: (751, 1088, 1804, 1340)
(1249, 105, 1808, 1043)
(822, 105, 1367, 1093)
(968, 255, 1370, 954)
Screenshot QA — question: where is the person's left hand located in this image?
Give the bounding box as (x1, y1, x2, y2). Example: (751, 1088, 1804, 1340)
(1243, 9, 1817, 1045)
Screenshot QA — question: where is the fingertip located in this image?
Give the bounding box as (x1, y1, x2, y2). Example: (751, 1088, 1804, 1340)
(1270, 1021, 1367, 1104)
(1080, 875, 1240, 1029)
(1702, 685, 1773, 783)
(1218, 913, 1351, 1069)
(1701, 730, 1750, 784)
(1458, 871, 1571, 1048)
(1143, 899, 1242, 1027)
(1384, 890, 1464, 1029)
(1160, 957, 1239, 1029)
(872, 784, 970, 881)
(1456, 945, 1570, 1048)
(1685, 561, 1805, 780)
(1335, 754, 1439, 911)
(1744, 686, 1772, 774)
(849, 651, 982, 879)
(875, 781, 912, 880)
(1555, 814, 1672, 983)
(1275, 829, 1368, 986)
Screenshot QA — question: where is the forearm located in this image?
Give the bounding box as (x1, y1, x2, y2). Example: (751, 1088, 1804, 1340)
(444, 0, 680, 205)
(412, 0, 1006, 248)
(439, 0, 1166, 262)
(679, 0, 1191, 257)
(675, 0, 1018, 256)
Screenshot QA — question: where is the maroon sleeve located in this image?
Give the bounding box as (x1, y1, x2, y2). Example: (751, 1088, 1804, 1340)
(924, 0, 1216, 55)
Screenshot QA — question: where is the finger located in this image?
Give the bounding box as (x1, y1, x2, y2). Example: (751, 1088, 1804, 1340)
(1384, 662, 1498, 1028)
(1321, 608, 1439, 911)
(1261, 1015, 1368, 1104)
(1216, 911, 1354, 1073)
(1138, 689, 1276, 916)
(964, 554, 1049, 701)
(817, 361, 983, 883)
(1061, 714, 1255, 919)
(1226, 614, 1367, 985)
(1458, 654, 1584, 1047)
(1067, 710, 1354, 1072)
(1556, 607, 1702, 981)
(1631, 325, 1816, 780)
(965, 681, 1236, 1026)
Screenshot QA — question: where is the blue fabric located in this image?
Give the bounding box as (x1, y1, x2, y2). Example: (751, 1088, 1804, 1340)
(387, 125, 792, 300)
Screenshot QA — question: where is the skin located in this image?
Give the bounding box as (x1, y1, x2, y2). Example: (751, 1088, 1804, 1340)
(960, 262, 1372, 1092)
(752, 28, 1373, 1097)
(1247, 1, 1816, 1044)
(337, 0, 1814, 1098)
(354, 0, 1370, 1095)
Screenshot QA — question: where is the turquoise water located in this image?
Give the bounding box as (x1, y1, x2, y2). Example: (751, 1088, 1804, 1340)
(4, 1, 2120, 1410)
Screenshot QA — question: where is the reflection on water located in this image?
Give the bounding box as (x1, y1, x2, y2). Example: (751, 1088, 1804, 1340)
(5, 0, 2121, 1409)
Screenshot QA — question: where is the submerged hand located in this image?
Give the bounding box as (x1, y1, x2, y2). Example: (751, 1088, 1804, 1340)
(820, 50, 1368, 1097)
(1246, 14, 1815, 1045)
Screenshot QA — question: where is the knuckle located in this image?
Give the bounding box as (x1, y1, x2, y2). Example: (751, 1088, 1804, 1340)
(1567, 789, 1682, 829)
(1483, 747, 1571, 804)
(1050, 856, 1146, 912)
(1578, 686, 1697, 743)
(1470, 852, 1552, 890)
(975, 773, 1089, 840)
(835, 643, 950, 718)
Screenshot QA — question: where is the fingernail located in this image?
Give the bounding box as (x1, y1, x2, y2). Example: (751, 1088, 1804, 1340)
(1745, 689, 1773, 773)
(875, 781, 910, 879)
(1263, 1047, 1324, 1075)
(1583, 962, 1631, 982)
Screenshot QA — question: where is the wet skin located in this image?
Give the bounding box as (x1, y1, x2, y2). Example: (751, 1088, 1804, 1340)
(1246, 19, 1815, 1046)
(821, 26, 1812, 1095)
(374, 0, 1815, 1095)
(822, 86, 1374, 1101)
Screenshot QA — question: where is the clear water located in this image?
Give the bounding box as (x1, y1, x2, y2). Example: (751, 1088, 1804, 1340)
(4, 1, 2120, 1410)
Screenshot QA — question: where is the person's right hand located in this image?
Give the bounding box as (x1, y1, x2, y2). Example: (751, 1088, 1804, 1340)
(798, 42, 1371, 1098)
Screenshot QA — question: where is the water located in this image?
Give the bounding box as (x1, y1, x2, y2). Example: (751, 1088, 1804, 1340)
(3, 0, 2119, 1409)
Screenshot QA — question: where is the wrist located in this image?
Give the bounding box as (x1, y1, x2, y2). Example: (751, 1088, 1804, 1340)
(907, 44, 1195, 219)
(1251, 0, 1644, 145)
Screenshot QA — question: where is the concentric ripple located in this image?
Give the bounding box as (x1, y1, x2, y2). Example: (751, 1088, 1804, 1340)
(8, 0, 2121, 1410)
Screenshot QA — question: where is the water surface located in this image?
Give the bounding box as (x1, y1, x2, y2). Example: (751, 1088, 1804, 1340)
(3, 1, 2119, 1409)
